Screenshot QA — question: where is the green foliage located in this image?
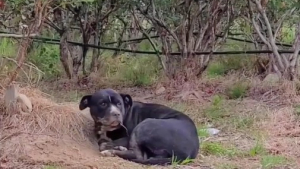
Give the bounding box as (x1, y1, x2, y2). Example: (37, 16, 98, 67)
(201, 142, 238, 157)
(0, 38, 17, 56)
(138, 41, 153, 51)
(203, 95, 225, 120)
(231, 116, 254, 130)
(293, 104, 300, 117)
(43, 165, 62, 169)
(280, 25, 296, 44)
(171, 156, 194, 166)
(248, 141, 266, 157)
(216, 163, 239, 169)
(197, 127, 210, 139)
(207, 62, 227, 77)
(28, 43, 61, 79)
(260, 155, 289, 169)
(103, 54, 161, 87)
(225, 81, 249, 99)
(119, 56, 160, 86)
(207, 39, 256, 78)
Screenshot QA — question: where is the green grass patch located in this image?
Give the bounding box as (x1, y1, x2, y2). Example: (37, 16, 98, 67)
(293, 104, 300, 116)
(207, 62, 227, 77)
(225, 81, 249, 99)
(201, 142, 239, 157)
(216, 163, 239, 169)
(197, 127, 210, 139)
(43, 165, 63, 169)
(171, 156, 194, 166)
(203, 95, 228, 120)
(103, 54, 161, 87)
(231, 116, 255, 130)
(260, 155, 289, 169)
(248, 141, 266, 157)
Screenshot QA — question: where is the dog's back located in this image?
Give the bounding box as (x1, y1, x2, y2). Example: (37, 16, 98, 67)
(123, 101, 197, 135)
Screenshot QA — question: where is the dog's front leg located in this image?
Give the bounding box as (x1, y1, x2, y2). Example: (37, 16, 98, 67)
(100, 149, 136, 160)
(111, 137, 129, 151)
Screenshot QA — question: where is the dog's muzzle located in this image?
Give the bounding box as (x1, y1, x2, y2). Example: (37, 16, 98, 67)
(107, 105, 123, 128)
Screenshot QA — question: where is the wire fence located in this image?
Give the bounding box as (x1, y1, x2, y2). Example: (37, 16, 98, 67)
(0, 31, 296, 56)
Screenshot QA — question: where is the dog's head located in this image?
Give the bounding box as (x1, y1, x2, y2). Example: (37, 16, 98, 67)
(79, 89, 132, 131)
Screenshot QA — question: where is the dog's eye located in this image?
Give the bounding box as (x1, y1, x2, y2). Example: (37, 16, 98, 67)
(116, 102, 122, 106)
(99, 102, 107, 107)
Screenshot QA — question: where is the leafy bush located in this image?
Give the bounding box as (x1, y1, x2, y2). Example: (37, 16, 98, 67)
(28, 43, 61, 79)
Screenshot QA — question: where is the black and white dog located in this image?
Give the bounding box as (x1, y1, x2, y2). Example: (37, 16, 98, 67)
(79, 89, 200, 165)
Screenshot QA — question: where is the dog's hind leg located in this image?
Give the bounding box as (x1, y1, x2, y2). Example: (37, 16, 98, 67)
(129, 132, 146, 160)
(111, 132, 145, 160)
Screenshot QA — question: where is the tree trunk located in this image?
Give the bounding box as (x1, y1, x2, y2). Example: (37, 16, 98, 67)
(90, 36, 101, 73)
(285, 22, 300, 80)
(128, 15, 139, 56)
(59, 31, 72, 79)
(71, 45, 82, 76)
(90, 5, 101, 73)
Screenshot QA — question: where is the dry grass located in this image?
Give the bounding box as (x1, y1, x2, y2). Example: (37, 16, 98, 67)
(0, 86, 97, 168)
(262, 107, 300, 165)
(1, 73, 300, 169)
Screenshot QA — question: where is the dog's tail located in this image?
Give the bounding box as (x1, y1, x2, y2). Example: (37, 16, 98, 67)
(127, 158, 172, 165)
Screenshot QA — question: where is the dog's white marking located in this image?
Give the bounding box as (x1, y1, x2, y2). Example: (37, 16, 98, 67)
(110, 105, 121, 115)
(100, 150, 115, 157)
(114, 146, 127, 151)
(108, 95, 111, 102)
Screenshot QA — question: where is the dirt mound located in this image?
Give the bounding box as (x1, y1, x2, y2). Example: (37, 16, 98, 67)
(0, 87, 145, 169)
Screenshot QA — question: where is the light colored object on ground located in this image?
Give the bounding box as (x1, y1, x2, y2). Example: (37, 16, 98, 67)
(263, 73, 280, 84)
(155, 86, 166, 95)
(206, 128, 220, 136)
(4, 83, 33, 113)
(199, 128, 220, 136)
(17, 93, 33, 113)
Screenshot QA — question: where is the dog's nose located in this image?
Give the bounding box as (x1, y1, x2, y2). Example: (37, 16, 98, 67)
(112, 112, 120, 117)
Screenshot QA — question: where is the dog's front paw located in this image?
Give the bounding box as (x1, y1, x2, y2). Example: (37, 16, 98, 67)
(100, 150, 115, 157)
(114, 146, 127, 151)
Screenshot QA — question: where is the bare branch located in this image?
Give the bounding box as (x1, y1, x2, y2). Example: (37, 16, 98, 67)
(274, 7, 296, 38)
(0, 33, 37, 38)
(132, 10, 166, 70)
(252, 0, 288, 68)
(44, 18, 61, 32)
(139, 1, 182, 50)
(246, 0, 270, 47)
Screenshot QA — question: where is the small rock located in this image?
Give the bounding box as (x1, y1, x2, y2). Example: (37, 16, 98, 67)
(155, 87, 166, 95)
(263, 73, 280, 84)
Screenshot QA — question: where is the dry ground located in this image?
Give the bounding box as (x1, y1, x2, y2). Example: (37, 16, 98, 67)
(1, 77, 300, 169)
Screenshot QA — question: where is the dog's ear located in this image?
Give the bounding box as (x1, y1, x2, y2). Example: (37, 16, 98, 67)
(79, 95, 92, 110)
(120, 93, 133, 108)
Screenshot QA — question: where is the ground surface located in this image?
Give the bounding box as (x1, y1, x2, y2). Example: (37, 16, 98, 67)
(1, 80, 300, 169)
